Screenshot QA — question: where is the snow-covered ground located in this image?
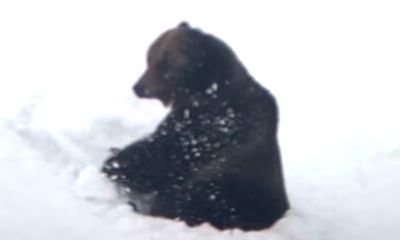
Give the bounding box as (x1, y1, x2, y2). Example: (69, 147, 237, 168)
(1, 1, 400, 239)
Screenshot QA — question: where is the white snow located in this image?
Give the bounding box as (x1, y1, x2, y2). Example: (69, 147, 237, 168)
(1, 0, 400, 240)
(206, 83, 219, 94)
(184, 109, 191, 119)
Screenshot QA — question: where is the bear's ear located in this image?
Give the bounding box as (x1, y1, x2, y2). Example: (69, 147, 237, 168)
(178, 21, 190, 28)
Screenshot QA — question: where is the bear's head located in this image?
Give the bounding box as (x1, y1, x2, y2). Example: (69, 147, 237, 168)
(133, 22, 246, 108)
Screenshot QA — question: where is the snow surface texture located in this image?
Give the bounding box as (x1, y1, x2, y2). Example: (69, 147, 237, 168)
(1, 1, 400, 239)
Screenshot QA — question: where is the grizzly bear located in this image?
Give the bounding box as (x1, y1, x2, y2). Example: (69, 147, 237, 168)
(102, 22, 289, 231)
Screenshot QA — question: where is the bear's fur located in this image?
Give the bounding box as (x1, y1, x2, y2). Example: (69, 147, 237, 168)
(102, 22, 289, 231)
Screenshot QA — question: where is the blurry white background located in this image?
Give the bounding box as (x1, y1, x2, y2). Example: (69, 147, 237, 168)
(0, 1, 399, 239)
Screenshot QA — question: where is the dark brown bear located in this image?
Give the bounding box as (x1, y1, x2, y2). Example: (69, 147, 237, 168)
(102, 22, 289, 231)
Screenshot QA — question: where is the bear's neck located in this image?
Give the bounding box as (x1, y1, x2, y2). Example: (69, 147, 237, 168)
(171, 64, 261, 112)
(172, 86, 264, 117)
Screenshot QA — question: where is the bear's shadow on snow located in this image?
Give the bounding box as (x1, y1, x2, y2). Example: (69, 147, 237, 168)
(102, 22, 289, 231)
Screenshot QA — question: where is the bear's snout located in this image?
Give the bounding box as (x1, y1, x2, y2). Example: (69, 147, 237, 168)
(133, 82, 147, 98)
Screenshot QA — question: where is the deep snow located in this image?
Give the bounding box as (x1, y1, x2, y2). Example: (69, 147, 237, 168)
(1, 1, 400, 239)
